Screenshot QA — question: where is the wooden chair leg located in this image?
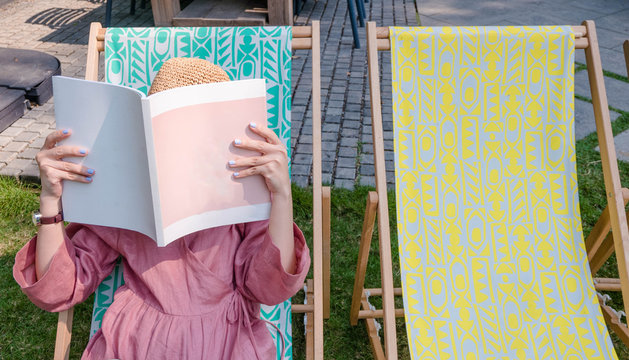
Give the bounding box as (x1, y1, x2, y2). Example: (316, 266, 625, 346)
(586, 188, 629, 274)
(305, 278, 315, 360)
(361, 298, 386, 360)
(350, 191, 378, 326)
(623, 40, 629, 77)
(54, 308, 73, 360)
(599, 293, 629, 347)
(322, 186, 331, 319)
(583, 21, 629, 319)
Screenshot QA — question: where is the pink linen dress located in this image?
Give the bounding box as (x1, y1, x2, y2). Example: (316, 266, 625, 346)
(13, 220, 310, 359)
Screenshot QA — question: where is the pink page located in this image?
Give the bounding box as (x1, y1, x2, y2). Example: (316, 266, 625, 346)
(148, 86, 271, 244)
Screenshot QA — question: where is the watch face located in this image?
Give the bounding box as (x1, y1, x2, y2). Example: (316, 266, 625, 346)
(32, 211, 42, 226)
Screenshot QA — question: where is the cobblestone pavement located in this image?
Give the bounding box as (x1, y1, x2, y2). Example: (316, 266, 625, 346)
(1, 0, 628, 188)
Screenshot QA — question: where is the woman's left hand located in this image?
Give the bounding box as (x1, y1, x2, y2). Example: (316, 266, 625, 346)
(229, 122, 291, 197)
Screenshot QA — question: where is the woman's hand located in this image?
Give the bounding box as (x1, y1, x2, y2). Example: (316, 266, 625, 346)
(34, 129, 94, 279)
(228, 122, 290, 197)
(229, 122, 296, 273)
(36, 129, 94, 202)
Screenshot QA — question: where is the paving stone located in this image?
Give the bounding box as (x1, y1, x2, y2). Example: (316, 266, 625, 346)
(36, 114, 57, 125)
(323, 123, 340, 133)
(336, 166, 356, 179)
(358, 176, 376, 187)
(17, 148, 40, 160)
(10, 118, 35, 128)
(0, 151, 17, 163)
(0, 136, 11, 148)
(360, 164, 375, 176)
(334, 178, 355, 189)
(0, 166, 20, 178)
(594, 8, 629, 35)
(340, 136, 358, 147)
(21, 109, 45, 119)
(3, 141, 28, 153)
(13, 131, 39, 143)
(612, 130, 629, 163)
(322, 141, 337, 151)
(291, 175, 309, 187)
(27, 123, 52, 134)
(339, 146, 358, 158)
(0, 127, 24, 137)
(575, 71, 629, 113)
(30, 137, 46, 149)
(5, 158, 31, 171)
(293, 153, 313, 165)
(322, 161, 334, 174)
(336, 157, 356, 168)
(575, 98, 622, 140)
(292, 163, 312, 176)
(343, 120, 361, 129)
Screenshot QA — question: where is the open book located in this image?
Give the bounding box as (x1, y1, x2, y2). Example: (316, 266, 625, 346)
(53, 76, 271, 246)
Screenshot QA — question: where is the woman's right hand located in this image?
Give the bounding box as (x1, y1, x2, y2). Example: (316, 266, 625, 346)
(35, 129, 94, 202)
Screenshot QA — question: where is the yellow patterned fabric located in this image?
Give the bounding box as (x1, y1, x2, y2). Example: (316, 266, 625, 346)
(390, 26, 617, 359)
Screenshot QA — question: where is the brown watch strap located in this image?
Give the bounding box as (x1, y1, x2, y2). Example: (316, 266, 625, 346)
(41, 212, 64, 224)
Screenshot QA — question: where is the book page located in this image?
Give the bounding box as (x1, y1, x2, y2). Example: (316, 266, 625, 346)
(53, 76, 157, 240)
(144, 79, 271, 246)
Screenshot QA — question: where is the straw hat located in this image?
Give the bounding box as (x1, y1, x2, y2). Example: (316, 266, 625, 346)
(148, 57, 231, 95)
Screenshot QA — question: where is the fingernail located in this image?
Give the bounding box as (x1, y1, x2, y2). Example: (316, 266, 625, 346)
(234, 172, 239, 177)
(228, 160, 235, 166)
(87, 168, 95, 174)
(234, 139, 241, 145)
(86, 177, 92, 182)
(80, 149, 87, 154)
(62, 129, 69, 134)
(250, 122, 257, 128)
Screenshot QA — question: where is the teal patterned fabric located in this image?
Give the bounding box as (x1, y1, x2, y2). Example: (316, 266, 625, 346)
(90, 26, 294, 360)
(104, 27, 292, 163)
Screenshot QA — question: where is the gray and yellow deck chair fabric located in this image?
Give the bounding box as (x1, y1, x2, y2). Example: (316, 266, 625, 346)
(350, 21, 629, 359)
(53, 22, 328, 360)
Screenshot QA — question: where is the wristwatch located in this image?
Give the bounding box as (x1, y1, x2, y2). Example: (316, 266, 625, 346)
(32, 210, 64, 226)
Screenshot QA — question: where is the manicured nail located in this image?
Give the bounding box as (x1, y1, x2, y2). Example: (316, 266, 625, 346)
(87, 168, 95, 174)
(62, 129, 69, 134)
(234, 172, 240, 177)
(234, 139, 241, 145)
(86, 177, 92, 182)
(80, 149, 86, 154)
(228, 160, 236, 166)
(249, 122, 257, 128)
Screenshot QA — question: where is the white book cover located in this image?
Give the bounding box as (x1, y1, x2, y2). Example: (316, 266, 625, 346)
(53, 76, 271, 246)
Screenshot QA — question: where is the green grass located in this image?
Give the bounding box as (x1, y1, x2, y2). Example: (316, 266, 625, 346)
(1, 109, 629, 358)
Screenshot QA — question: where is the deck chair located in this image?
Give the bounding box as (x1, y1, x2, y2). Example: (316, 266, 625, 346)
(350, 21, 629, 359)
(52, 22, 330, 360)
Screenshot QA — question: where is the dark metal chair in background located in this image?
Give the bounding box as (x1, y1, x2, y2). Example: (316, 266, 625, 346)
(105, 0, 146, 26)
(347, 0, 366, 48)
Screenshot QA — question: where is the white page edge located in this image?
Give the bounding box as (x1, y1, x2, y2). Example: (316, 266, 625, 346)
(162, 202, 272, 246)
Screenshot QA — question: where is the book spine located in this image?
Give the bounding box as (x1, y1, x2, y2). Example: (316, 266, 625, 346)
(141, 98, 166, 246)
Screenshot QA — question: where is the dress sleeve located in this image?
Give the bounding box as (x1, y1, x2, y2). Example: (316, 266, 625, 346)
(13, 223, 120, 312)
(235, 220, 311, 306)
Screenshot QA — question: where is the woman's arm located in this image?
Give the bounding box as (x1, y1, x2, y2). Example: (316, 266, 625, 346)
(34, 129, 94, 279)
(228, 122, 296, 274)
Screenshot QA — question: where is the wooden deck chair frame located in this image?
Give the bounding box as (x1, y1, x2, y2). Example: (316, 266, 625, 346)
(350, 20, 629, 359)
(53, 21, 330, 360)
